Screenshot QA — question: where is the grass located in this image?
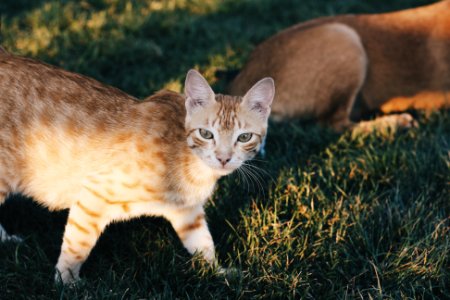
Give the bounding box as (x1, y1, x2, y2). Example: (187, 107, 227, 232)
(0, 0, 448, 299)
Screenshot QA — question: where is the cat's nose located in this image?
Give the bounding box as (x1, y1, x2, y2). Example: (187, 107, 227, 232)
(216, 155, 231, 166)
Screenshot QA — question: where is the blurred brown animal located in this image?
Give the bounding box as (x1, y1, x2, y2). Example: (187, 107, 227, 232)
(229, 1, 450, 131)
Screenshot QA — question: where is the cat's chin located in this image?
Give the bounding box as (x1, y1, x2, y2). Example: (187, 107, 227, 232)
(212, 167, 236, 176)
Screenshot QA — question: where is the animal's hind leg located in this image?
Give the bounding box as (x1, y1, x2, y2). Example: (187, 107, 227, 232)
(316, 24, 368, 132)
(325, 85, 362, 132)
(0, 181, 22, 243)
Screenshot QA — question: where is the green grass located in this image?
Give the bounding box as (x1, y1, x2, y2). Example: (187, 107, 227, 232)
(0, 0, 448, 299)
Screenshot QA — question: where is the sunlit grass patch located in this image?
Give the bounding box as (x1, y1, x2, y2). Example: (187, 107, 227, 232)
(0, 0, 448, 299)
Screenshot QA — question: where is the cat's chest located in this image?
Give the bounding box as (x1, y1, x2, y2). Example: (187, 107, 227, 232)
(165, 179, 216, 207)
(163, 155, 218, 206)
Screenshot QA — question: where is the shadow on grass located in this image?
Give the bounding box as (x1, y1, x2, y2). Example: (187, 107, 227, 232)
(209, 120, 341, 261)
(0, 0, 443, 294)
(0, 195, 66, 257)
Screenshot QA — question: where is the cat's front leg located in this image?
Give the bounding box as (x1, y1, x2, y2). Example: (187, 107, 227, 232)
(165, 205, 217, 266)
(55, 200, 107, 284)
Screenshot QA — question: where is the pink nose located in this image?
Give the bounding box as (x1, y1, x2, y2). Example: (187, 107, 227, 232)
(216, 156, 231, 166)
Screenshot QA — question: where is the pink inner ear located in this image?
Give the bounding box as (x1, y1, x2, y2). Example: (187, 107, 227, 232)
(186, 97, 206, 109)
(244, 78, 275, 115)
(250, 102, 269, 114)
(184, 70, 215, 108)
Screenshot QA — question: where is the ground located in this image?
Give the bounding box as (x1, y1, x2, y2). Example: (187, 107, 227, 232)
(0, 0, 448, 299)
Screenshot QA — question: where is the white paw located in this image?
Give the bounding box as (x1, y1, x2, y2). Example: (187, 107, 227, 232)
(0, 226, 23, 243)
(352, 113, 417, 137)
(9, 235, 23, 243)
(54, 268, 80, 285)
(216, 266, 239, 278)
(396, 113, 418, 128)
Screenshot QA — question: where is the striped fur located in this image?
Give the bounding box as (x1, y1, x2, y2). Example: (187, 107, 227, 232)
(0, 53, 274, 284)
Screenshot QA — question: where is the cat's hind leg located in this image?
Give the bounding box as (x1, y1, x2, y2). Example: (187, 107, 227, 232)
(317, 24, 368, 132)
(266, 23, 367, 131)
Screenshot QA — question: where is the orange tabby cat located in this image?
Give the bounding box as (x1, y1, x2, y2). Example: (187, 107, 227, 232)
(0, 50, 274, 283)
(229, 1, 450, 131)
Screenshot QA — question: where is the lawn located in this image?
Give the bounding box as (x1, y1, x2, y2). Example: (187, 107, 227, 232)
(0, 0, 448, 299)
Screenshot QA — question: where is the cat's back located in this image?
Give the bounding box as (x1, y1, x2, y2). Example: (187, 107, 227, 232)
(0, 54, 189, 209)
(0, 53, 137, 116)
(229, 1, 450, 117)
(142, 90, 186, 126)
(350, 1, 450, 102)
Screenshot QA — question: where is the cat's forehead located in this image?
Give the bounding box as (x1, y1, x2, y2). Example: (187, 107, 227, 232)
(211, 94, 243, 131)
(188, 94, 264, 133)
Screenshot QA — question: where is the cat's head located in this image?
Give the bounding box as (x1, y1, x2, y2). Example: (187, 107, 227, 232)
(184, 69, 274, 176)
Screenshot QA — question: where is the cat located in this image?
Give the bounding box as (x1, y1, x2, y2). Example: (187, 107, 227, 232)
(229, 1, 450, 131)
(0, 50, 275, 284)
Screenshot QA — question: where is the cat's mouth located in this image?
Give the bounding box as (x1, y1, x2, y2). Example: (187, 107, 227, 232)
(199, 155, 241, 175)
(210, 162, 240, 175)
(212, 165, 236, 175)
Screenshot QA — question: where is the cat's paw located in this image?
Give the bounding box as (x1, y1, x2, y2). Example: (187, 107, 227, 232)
(9, 234, 23, 243)
(0, 234, 23, 243)
(54, 269, 80, 286)
(395, 113, 418, 129)
(0, 226, 23, 243)
(352, 113, 417, 137)
(216, 266, 239, 278)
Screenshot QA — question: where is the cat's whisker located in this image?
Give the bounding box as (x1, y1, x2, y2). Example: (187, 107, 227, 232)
(252, 169, 267, 200)
(242, 162, 275, 185)
(241, 162, 273, 200)
(240, 164, 265, 198)
(239, 166, 254, 192)
(234, 168, 244, 188)
(236, 167, 251, 192)
(243, 162, 271, 177)
(238, 166, 255, 192)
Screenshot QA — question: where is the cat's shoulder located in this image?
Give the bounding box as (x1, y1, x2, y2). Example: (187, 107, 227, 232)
(143, 90, 186, 114)
(147, 90, 185, 102)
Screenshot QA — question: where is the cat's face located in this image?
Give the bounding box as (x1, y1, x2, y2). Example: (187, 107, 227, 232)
(184, 70, 275, 175)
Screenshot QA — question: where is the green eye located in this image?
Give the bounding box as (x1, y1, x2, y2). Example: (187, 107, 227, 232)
(199, 128, 214, 139)
(237, 133, 253, 143)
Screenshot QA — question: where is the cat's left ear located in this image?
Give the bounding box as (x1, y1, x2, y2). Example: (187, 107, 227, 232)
(242, 77, 275, 119)
(184, 69, 215, 113)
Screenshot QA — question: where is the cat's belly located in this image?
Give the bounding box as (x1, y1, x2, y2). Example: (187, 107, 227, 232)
(23, 164, 158, 211)
(18, 130, 138, 210)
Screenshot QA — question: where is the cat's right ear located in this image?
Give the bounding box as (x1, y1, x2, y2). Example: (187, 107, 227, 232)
(184, 69, 215, 113)
(242, 77, 275, 120)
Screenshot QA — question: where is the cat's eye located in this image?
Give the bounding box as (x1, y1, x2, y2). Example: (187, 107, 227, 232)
(237, 133, 253, 143)
(199, 128, 214, 139)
